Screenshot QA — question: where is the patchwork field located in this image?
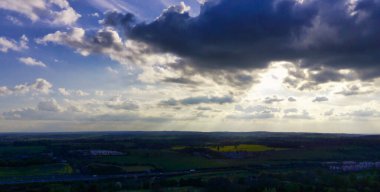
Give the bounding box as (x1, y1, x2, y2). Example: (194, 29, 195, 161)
(2, 132, 380, 192)
(94, 151, 229, 171)
(0, 163, 73, 178)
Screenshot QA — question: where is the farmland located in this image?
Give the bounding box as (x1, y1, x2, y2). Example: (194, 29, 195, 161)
(0, 163, 73, 178)
(94, 152, 226, 171)
(207, 144, 281, 152)
(1, 132, 380, 191)
(0, 146, 46, 155)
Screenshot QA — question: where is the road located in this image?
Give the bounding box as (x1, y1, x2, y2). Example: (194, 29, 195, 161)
(0, 167, 241, 185)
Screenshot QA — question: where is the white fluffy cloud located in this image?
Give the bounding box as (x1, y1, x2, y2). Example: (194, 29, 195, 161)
(58, 88, 89, 97)
(2, 101, 64, 120)
(0, 86, 12, 96)
(36, 27, 177, 67)
(19, 57, 47, 67)
(75, 90, 90, 97)
(37, 99, 62, 112)
(106, 96, 139, 110)
(284, 110, 313, 120)
(0, 35, 28, 52)
(0, 78, 53, 96)
(36, 27, 122, 56)
(0, 0, 80, 26)
(164, 2, 191, 14)
(58, 88, 70, 96)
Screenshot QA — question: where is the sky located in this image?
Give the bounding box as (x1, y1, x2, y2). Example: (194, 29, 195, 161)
(0, 0, 380, 133)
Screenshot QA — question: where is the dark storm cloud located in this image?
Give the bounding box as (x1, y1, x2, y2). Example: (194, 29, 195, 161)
(309, 68, 356, 83)
(283, 64, 358, 90)
(101, 11, 137, 36)
(106, 0, 380, 80)
(297, 0, 380, 78)
(101, 11, 135, 27)
(93, 30, 122, 49)
(128, 0, 317, 69)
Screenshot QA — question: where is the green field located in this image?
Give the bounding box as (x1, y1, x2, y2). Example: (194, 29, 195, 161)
(2, 132, 380, 192)
(122, 165, 154, 172)
(0, 163, 73, 178)
(173, 170, 250, 180)
(0, 146, 46, 155)
(208, 144, 280, 152)
(94, 151, 236, 171)
(171, 146, 187, 150)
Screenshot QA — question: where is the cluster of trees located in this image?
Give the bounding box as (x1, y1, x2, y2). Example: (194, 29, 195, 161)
(3, 170, 380, 192)
(0, 156, 54, 167)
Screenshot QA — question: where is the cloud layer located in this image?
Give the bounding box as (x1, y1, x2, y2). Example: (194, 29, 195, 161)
(0, 35, 28, 53)
(0, 0, 80, 25)
(19, 57, 47, 68)
(102, 0, 380, 80)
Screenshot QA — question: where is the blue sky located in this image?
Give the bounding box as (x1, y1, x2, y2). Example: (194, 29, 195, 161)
(1, 0, 380, 133)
